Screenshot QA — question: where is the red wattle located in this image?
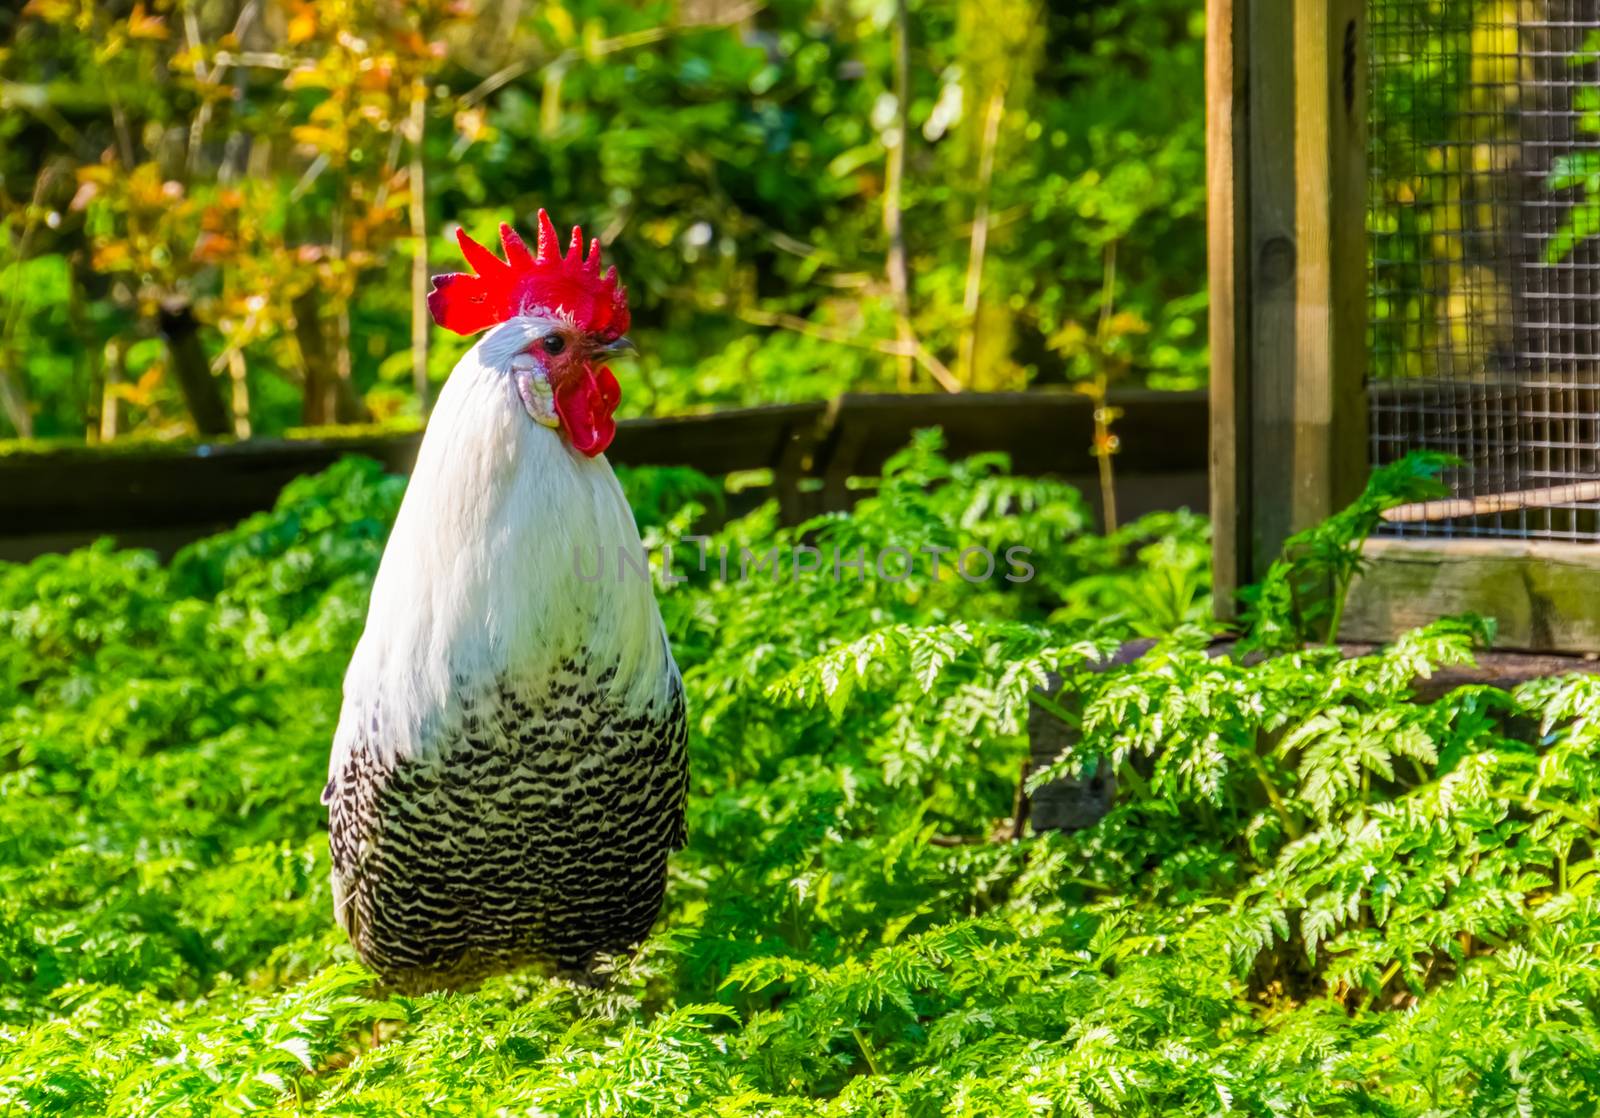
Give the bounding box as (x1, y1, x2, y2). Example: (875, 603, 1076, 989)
(553, 365, 620, 457)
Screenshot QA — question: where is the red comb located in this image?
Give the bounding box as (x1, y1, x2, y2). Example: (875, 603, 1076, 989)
(427, 210, 630, 340)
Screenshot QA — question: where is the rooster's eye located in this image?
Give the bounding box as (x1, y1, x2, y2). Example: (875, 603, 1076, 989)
(541, 334, 567, 356)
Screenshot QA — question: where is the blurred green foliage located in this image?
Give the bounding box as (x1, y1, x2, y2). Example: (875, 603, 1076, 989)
(1547, 29, 1600, 265)
(0, 0, 1206, 443)
(1368, 3, 1600, 383)
(1366, 0, 1500, 384)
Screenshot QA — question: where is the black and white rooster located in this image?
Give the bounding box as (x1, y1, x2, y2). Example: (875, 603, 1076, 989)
(323, 213, 686, 990)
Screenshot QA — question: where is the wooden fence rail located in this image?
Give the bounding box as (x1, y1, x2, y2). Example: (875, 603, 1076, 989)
(0, 390, 1208, 561)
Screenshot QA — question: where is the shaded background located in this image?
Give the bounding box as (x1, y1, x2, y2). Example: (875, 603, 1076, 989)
(0, 0, 1206, 445)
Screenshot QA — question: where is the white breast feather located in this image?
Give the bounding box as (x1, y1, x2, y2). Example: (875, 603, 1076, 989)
(331, 318, 673, 772)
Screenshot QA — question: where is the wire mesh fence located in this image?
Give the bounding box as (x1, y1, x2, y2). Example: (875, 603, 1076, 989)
(1369, 0, 1600, 539)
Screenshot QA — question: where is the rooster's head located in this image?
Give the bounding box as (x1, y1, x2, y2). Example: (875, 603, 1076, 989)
(428, 211, 633, 457)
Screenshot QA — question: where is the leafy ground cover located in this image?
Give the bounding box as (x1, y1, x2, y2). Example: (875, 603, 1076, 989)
(2, 439, 1600, 1114)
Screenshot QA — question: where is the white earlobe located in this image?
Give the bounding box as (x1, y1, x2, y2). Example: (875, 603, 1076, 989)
(511, 355, 561, 428)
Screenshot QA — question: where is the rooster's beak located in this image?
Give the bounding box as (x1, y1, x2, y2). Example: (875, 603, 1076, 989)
(599, 336, 637, 357)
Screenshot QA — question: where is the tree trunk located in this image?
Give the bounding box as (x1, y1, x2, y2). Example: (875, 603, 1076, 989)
(227, 347, 251, 438)
(157, 303, 231, 436)
(293, 289, 367, 426)
(409, 86, 432, 415)
(71, 265, 102, 443)
(0, 357, 31, 440)
(100, 338, 124, 442)
(958, 88, 1005, 388)
(293, 289, 333, 425)
(884, 0, 914, 390)
(331, 297, 365, 424)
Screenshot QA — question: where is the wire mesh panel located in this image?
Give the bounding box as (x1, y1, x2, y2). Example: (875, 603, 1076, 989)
(1369, 0, 1600, 539)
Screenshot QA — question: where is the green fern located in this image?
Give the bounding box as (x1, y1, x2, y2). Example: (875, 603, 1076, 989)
(3, 443, 1600, 1113)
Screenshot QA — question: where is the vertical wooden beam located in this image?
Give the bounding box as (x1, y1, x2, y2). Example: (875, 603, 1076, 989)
(1290, 0, 1368, 531)
(1247, 0, 1302, 576)
(1207, 0, 1251, 615)
(1210, 0, 1369, 617)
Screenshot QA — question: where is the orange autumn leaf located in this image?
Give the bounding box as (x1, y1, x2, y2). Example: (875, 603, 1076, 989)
(91, 243, 133, 270)
(1091, 431, 1121, 457)
(126, 3, 169, 40)
(118, 363, 166, 407)
(20, 0, 74, 22)
(1102, 311, 1149, 338)
(193, 232, 237, 263)
(358, 60, 395, 91)
(287, 2, 318, 45)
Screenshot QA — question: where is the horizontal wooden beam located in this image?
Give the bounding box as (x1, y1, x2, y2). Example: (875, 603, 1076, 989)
(1383, 481, 1600, 524)
(0, 391, 1209, 560)
(813, 389, 1209, 501)
(1342, 536, 1600, 653)
(0, 403, 827, 538)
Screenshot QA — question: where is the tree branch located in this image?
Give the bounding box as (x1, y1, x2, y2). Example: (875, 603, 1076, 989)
(158, 302, 232, 437)
(957, 87, 1005, 386)
(736, 306, 962, 393)
(884, 0, 914, 389)
(459, 1, 766, 109)
(407, 84, 431, 415)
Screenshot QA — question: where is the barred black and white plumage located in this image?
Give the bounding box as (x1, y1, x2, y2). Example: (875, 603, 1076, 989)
(325, 659, 686, 989)
(325, 285, 686, 992)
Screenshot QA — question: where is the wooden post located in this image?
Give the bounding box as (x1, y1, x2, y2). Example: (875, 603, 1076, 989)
(1207, 0, 1251, 616)
(1208, 0, 1369, 612)
(1289, 0, 1368, 532)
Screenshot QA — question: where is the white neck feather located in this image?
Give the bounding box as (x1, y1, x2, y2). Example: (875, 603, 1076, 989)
(333, 325, 671, 768)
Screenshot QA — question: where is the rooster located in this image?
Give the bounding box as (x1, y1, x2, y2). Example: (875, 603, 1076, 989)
(323, 212, 687, 990)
